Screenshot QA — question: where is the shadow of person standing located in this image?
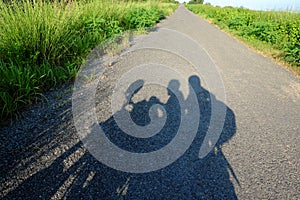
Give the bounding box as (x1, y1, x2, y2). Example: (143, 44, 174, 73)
(79, 75, 239, 199)
(3, 76, 239, 199)
(173, 75, 239, 199)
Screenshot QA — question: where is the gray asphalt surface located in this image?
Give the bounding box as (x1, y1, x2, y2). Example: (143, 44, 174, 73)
(162, 6, 300, 199)
(1, 5, 299, 199)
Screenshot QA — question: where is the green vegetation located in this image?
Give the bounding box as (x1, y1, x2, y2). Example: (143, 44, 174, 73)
(187, 4, 300, 74)
(188, 0, 203, 5)
(0, 0, 178, 121)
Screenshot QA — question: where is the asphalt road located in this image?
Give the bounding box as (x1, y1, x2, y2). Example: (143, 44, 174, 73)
(1, 5, 299, 199)
(159, 5, 300, 199)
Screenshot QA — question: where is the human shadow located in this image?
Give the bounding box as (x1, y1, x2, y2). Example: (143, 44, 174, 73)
(3, 75, 238, 199)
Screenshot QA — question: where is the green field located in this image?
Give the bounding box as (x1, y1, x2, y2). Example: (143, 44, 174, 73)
(0, 0, 177, 121)
(187, 4, 300, 74)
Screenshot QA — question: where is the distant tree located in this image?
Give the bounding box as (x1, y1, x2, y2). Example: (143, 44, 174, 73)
(188, 0, 204, 4)
(160, 0, 179, 3)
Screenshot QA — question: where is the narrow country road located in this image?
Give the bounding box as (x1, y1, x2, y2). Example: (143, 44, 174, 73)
(1, 5, 299, 199)
(158, 6, 300, 199)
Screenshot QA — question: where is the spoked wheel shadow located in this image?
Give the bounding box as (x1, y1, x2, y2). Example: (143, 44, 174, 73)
(82, 75, 238, 199)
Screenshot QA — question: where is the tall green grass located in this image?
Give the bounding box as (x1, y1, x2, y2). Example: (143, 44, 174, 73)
(187, 4, 300, 72)
(0, 0, 177, 121)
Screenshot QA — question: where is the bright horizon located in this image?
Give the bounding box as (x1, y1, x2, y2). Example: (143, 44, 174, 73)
(179, 0, 300, 11)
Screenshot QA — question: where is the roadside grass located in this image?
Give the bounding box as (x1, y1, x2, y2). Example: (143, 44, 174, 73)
(187, 4, 300, 75)
(0, 0, 178, 121)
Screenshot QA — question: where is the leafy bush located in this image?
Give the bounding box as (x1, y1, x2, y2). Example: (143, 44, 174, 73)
(187, 4, 300, 67)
